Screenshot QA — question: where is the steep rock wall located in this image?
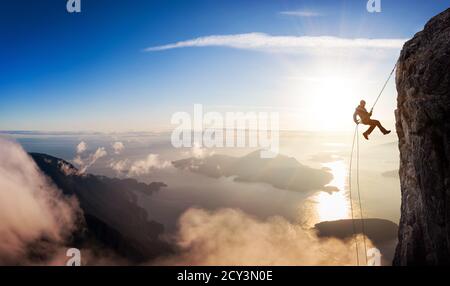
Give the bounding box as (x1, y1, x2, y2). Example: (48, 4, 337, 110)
(394, 8, 450, 265)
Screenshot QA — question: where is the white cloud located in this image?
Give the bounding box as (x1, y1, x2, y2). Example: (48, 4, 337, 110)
(76, 141, 87, 154)
(128, 154, 171, 176)
(279, 10, 321, 17)
(0, 138, 80, 264)
(144, 33, 406, 53)
(112, 141, 125, 155)
(108, 153, 171, 177)
(93, 147, 107, 161)
(108, 159, 130, 174)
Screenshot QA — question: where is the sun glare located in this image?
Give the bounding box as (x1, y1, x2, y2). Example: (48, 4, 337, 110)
(308, 75, 361, 131)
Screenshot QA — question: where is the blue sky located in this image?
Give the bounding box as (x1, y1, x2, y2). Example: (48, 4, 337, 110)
(0, 0, 448, 131)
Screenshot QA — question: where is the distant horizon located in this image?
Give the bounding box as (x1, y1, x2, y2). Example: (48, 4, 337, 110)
(0, 128, 378, 135)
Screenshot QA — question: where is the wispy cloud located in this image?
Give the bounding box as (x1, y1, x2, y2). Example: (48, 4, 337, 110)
(73, 142, 108, 174)
(144, 33, 406, 53)
(279, 10, 321, 17)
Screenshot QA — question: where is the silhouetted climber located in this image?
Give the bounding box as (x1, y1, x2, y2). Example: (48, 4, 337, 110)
(353, 100, 391, 140)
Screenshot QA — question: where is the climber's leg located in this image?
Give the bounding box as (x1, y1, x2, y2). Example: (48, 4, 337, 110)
(362, 122, 376, 140)
(363, 119, 390, 139)
(372, 119, 391, 134)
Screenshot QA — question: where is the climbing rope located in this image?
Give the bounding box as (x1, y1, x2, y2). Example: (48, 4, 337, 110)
(348, 125, 360, 265)
(348, 124, 368, 266)
(348, 61, 398, 265)
(370, 61, 398, 113)
(356, 124, 368, 266)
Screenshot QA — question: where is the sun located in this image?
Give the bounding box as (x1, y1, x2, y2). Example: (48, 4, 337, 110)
(298, 69, 368, 131)
(282, 56, 376, 131)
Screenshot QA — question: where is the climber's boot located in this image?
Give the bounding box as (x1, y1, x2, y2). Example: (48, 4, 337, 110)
(363, 132, 369, 140)
(383, 130, 391, 135)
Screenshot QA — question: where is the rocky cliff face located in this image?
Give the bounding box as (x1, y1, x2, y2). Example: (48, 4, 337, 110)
(394, 8, 450, 265)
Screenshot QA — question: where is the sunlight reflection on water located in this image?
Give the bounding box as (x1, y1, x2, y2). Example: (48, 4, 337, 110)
(301, 160, 351, 227)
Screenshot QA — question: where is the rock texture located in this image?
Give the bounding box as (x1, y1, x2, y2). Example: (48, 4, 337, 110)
(394, 8, 450, 265)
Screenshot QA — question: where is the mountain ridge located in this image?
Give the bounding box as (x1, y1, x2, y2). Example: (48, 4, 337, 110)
(30, 153, 172, 263)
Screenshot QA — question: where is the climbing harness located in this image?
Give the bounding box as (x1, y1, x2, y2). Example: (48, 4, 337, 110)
(348, 61, 398, 266)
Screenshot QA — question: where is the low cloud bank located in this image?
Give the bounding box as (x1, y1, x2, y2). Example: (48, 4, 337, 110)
(155, 208, 371, 266)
